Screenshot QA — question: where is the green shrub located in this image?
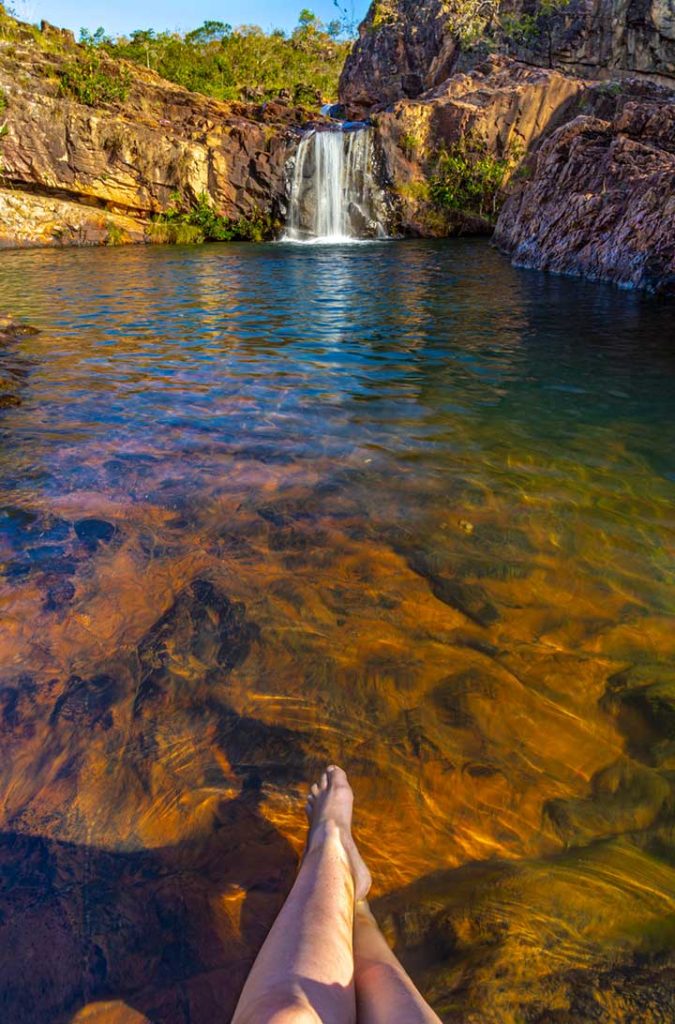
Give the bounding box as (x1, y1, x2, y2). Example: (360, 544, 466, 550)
(59, 51, 131, 105)
(400, 130, 422, 159)
(150, 192, 277, 244)
(147, 221, 204, 245)
(82, 11, 352, 109)
(105, 222, 126, 245)
(428, 135, 509, 221)
(0, 88, 6, 112)
(371, 0, 398, 29)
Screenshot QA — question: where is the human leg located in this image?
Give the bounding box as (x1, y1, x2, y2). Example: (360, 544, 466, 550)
(354, 900, 442, 1024)
(231, 765, 369, 1024)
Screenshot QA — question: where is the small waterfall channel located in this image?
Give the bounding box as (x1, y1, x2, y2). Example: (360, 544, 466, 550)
(284, 125, 388, 242)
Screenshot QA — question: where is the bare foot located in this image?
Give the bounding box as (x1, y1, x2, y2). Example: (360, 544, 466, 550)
(305, 765, 372, 901)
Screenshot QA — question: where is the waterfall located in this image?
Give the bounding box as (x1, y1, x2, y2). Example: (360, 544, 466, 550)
(284, 127, 387, 242)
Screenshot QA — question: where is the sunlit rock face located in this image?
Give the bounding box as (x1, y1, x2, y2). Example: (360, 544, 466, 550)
(339, 0, 675, 118)
(495, 92, 675, 294)
(0, 19, 301, 248)
(372, 56, 593, 236)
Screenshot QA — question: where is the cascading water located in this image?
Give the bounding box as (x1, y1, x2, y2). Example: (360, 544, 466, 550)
(284, 126, 388, 242)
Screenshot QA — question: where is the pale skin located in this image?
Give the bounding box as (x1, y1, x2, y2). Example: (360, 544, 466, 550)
(232, 765, 442, 1024)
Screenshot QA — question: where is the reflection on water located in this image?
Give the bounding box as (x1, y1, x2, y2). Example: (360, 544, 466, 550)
(0, 239, 674, 1023)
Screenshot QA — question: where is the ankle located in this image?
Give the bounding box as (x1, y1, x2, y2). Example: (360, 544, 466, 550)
(306, 819, 343, 855)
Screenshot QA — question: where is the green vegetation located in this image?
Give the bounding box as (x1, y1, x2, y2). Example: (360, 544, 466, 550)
(79, 10, 352, 108)
(105, 222, 126, 246)
(400, 129, 424, 160)
(371, 0, 399, 30)
(428, 135, 509, 221)
(150, 191, 278, 244)
(147, 221, 205, 245)
(59, 50, 131, 105)
(442, 0, 571, 50)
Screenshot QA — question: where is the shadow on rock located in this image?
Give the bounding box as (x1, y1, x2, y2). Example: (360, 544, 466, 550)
(0, 576, 310, 1024)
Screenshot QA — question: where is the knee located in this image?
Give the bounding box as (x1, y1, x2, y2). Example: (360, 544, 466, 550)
(234, 992, 321, 1024)
(268, 1007, 321, 1024)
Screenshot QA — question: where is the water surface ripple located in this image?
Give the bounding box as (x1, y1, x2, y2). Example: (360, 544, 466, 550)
(0, 240, 674, 1024)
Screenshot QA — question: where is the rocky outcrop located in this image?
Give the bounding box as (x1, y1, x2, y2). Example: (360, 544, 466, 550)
(340, 0, 675, 117)
(494, 91, 675, 293)
(339, 0, 675, 291)
(0, 18, 307, 247)
(500, 0, 675, 85)
(375, 56, 597, 234)
(339, 0, 458, 116)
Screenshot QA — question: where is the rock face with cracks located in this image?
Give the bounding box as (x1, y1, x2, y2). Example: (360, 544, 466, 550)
(494, 90, 675, 294)
(339, 0, 675, 118)
(338, 0, 675, 291)
(0, 19, 305, 248)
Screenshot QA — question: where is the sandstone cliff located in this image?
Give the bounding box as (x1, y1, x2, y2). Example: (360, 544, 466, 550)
(374, 56, 596, 235)
(340, 0, 674, 291)
(0, 16, 305, 247)
(340, 0, 675, 116)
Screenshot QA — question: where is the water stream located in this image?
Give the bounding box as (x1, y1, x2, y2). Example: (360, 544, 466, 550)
(284, 125, 387, 241)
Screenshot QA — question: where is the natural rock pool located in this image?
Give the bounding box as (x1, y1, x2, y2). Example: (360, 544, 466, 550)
(1, 239, 673, 1023)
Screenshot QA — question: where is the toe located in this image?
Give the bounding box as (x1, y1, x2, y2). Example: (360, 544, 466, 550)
(310, 782, 319, 797)
(319, 771, 328, 790)
(326, 765, 348, 786)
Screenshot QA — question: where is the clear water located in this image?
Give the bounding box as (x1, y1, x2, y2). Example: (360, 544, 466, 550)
(0, 239, 673, 1023)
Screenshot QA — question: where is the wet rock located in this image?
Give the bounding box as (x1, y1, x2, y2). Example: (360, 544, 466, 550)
(0, 676, 39, 740)
(0, 505, 39, 536)
(601, 663, 675, 764)
(545, 756, 671, 847)
(406, 550, 500, 627)
(1, 507, 71, 547)
(234, 443, 296, 464)
(44, 578, 76, 612)
(430, 668, 499, 729)
(50, 674, 119, 730)
(26, 543, 67, 564)
(134, 578, 260, 715)
(257, 505, 288, 527)
(0, 314, 40, 338)
(74, 517, 117, 551)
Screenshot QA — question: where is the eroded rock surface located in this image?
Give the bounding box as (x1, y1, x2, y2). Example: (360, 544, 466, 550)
(495, 91, 675, 293)
(0, 20, 305, 247)
(339, 0, 675, 117)
(375, 56, 595, 234)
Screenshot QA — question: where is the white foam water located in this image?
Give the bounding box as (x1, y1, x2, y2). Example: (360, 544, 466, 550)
(284, 127, 387, 242)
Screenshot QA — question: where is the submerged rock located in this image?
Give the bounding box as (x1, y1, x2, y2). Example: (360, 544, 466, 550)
(74, 517, 117, 551)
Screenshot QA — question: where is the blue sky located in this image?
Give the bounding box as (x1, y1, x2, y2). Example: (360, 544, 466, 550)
(14, 0, 368, 36)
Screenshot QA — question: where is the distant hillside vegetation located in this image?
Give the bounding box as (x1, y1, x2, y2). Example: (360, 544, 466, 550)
(78, 9, 353, 108)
